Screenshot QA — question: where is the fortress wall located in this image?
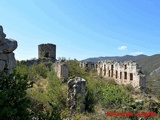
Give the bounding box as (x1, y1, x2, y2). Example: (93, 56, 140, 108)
(80, 60, 146, 88)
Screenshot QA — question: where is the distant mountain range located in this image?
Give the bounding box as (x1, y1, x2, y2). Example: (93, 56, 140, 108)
(81, 54, 148, 62)
(82, 54, 160, 95)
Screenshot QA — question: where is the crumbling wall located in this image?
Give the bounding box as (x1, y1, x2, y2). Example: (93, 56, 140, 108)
(38, 43, 56, 62)
(66, 77, 86, 116)
(80, 60, 146, 88)
(53, 60, 68, 79)
(0, 25, 17, 74)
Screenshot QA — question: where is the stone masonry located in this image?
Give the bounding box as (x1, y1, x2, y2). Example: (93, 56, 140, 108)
(66, 77, 86, 116)
(80, 60, 146, 88)
(38, 43, 56, 62)
(53, 60, 68, 79)
(20, 43, 68, 79)
(0, 25, 17, 74)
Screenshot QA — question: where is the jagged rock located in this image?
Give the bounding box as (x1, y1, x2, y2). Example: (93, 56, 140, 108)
(5, 53, 16, 70)
(0, 25, 17, 74)
(67, 77, 86, 116)
(0, 38, 17, 53)
(135, 100, 143, 104)
(0, 60, 5, 72)
(0, 26, 6, 40)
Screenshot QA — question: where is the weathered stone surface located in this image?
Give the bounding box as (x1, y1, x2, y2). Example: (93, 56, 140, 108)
(5, 53, 16, 69)
(0, 25, 17, 74)
(135, 100, 143, 104)
(0, 60, 5, 72)
(54, 60, 68, 79)
(0, 38, 17, 53)
(80, 60, 146, 88)
(0, 25, 6, 40)
(38, 43, 56, 62)
(67, 77, 86, 116)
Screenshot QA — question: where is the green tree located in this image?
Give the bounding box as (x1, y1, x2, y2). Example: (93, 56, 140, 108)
(67, 59, 87, 79)
(0, 71, 33, 120)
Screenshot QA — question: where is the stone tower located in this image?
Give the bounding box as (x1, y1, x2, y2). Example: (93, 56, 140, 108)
(38, 43, 56, 61)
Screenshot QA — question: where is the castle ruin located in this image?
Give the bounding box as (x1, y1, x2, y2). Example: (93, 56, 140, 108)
(53, 60, 68, 79)
(38, 43, 68, 79)
(80, 60, 146, 88)
(67, 77, 86, 116)
(38, 43, 56, 62)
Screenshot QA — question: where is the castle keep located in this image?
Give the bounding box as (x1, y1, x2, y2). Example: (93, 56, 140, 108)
(38, 43, 68, 79)
(38, 43, 56, 62)
(80, 60, 146, 88)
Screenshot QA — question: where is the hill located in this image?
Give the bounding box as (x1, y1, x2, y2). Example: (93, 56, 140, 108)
(82, 54, 148, 62)
(136, 54, 160, 95)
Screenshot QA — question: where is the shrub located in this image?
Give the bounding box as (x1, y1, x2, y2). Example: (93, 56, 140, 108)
(124, 84, 134, 92)
(0, 71, 33, 120)
(67, 59, 88, 79)
(107, 79, 117, 85)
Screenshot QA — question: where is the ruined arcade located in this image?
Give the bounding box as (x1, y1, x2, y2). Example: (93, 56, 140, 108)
(80, 60, 146, 88)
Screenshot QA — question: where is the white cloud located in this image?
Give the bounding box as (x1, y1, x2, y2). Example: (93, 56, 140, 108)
(129, 52, 144, 55)
(118, 46, 127, 50)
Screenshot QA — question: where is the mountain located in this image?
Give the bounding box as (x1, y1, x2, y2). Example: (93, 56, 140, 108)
(82, 54, 148, 62)
(136, 54, 160, 75)
(136, 54, 160, 94)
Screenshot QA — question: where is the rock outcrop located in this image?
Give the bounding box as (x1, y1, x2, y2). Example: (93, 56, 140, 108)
(0, 25, 17, 74)
(66, 77, 86, 116)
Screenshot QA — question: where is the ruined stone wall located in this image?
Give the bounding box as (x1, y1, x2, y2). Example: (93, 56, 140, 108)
(38, 43, 56, 62)
(80, 60, 146, 88)
(67, 77, 86, 116)
(53, 60, 68, 79)
(0, 25, 17, 74)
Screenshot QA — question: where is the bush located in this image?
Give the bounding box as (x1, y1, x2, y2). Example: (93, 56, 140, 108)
(85, 88, 96, 112)
(14, 62, 50, 81)
(67, 59, 88, 79)
(0, 71, 33, 120)
(101, 84, 129, 108)
(124, 84, 134, 92)
(107, 79, 117, 85)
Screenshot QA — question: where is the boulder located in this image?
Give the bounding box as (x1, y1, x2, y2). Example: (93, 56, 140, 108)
(0, 38, 17, 53)
(0, 25, 17, 74)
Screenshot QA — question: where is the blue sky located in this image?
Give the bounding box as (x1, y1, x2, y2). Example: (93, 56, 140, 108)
(0, 0, 160, 60)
